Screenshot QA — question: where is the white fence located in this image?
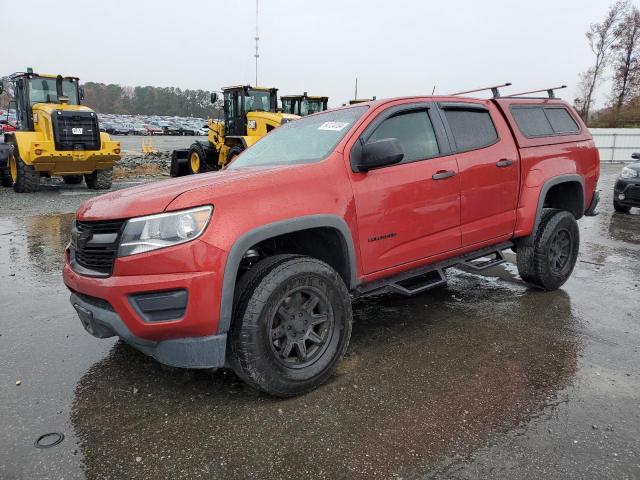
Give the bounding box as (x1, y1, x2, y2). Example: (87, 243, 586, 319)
(590, 128, 640, 163)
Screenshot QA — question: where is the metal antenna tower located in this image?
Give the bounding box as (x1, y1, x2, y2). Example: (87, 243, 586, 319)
(254, 0, 260, 86)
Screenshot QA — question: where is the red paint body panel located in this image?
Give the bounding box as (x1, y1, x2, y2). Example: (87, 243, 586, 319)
(63, 95, 600, 342)
(63, 239, 224, 341)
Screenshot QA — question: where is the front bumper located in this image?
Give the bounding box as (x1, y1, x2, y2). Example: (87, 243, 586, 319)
(63, 238, 228, 368)
(614, 178, 640, 207)
(70, 292, 226, 368)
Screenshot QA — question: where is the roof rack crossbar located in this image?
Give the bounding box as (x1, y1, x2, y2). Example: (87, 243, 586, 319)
(449, 82, 512, 99)
(506, 85, 567, 99)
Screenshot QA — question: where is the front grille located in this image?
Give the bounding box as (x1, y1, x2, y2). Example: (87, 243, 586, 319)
(626, 186, 640, 201)
(72, 219, 125, 275)
(52, 110, 101, 151)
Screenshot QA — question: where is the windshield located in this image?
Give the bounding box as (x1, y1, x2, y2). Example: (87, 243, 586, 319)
(245, 89, 272, 112)
(28, 77, 79, 105)
(228, 106, 367, 169)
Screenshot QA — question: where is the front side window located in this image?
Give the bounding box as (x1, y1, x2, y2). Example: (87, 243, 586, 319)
(28, 77, 79, 105)
(228, 106, 367, 168)
(368, 110, 440, 162)
(443, 108, 498, 151)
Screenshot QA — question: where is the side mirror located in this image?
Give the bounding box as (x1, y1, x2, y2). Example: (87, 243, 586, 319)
(354, 138, 404, 172)
(211, 92, 218, 104)
(0, 84, 3, 95)
(79, 86, 85, 100)
(631, 152, 639, 160)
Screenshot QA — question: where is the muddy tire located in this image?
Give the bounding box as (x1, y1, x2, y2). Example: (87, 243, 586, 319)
(63, 175, 83, 185)
(516, 209, 579, 291)
(229, 255, 352, 397)
(9, 147, 40, 193)
(85, 168, 113, 190)
(613, 200, 631, 213)
(0, 167, 11, 187)
(227, 145, 244, 164)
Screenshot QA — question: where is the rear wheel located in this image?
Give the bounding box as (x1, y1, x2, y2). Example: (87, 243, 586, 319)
(227, 145, 244, 164)
(85, 168, 113, 190)
(230, 255, 352, 397)
(516, 209, 579, 290)
(613, 200, 631, 213)
(9, 147, 40, 193)
(63, 175, 83, 185)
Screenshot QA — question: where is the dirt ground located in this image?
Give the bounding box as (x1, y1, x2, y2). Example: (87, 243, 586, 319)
(0, 164, 638, 479)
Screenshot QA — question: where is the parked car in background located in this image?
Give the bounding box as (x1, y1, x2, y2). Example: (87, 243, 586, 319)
(613, 152, 640, 213)
(176, 124, 196, 136)
(131, 124, 148, 135)
(144, 124, 164, 135)
(0, 119, 16, 133)
(112, 124, 131, 135)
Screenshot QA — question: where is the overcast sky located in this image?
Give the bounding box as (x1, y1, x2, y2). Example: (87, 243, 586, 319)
(3, 0, 630, 108)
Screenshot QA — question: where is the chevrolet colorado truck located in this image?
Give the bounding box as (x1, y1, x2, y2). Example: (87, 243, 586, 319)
(63, 93, 600, 397)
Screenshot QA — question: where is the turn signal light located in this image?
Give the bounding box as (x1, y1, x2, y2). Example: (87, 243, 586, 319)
(114, 148, 121, 154)
(35, 149, 42, 155)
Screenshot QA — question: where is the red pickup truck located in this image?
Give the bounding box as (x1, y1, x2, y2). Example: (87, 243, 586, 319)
(63, 92, 600, 396)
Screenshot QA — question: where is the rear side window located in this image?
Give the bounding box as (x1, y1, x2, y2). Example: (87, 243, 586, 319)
(442, 108, 498, 152)
(545, 108, 580, 134)
(511, 106, 580, 138)
(368, 110, 439, 162)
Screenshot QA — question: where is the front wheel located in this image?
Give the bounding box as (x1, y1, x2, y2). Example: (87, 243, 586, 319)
(516, 209, 579, 291)
(9, 147, 40, 193)
(85, 168, 113, 190)
(613, 200, 631, 213)
(230, 255, 352, 397)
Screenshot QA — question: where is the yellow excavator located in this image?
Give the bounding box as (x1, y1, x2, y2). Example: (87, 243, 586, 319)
(281, 93, 329, 116)
(170, 85, 299, 176)
(0, 68, 120, 192)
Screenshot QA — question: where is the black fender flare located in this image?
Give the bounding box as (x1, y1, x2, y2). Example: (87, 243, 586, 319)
(531, 174, 585, 234)
(217, 214, 358, 334)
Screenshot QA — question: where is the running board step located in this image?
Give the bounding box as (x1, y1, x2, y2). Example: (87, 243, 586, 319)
(459, 250, 506, 271)
(355, 241, 514, 298)
(388, 269, 447, 296)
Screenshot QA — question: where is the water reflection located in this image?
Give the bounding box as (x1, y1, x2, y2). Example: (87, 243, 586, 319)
(0, 213, 74, 281)
(71, 271, 578, 480)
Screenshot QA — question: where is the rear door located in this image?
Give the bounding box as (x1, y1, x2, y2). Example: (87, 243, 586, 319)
(439, 101, 519, 246)
(349, 102, 461, 274)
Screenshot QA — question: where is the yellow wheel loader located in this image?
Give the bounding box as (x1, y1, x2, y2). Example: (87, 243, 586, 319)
(170, 85, 299, 176)
(0, 68, 120, 192)
(281, 93, 329, 116)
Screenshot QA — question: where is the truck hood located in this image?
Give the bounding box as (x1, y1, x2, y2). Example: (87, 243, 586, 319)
(76, 167, 284, 220)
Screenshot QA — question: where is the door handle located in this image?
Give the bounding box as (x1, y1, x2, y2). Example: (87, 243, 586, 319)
(432, 170, 456, 180)
(496, 159, 514, 167)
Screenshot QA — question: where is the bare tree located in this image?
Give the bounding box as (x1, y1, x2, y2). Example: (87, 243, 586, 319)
(610, 7, 640, 108)
(576, 0, 629, 119)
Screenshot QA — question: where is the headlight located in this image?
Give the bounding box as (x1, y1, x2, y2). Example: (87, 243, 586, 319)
(621, 166, 639, 178)
(118, 206, 212, 257)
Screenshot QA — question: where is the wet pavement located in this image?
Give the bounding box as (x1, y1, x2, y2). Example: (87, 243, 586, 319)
(0, 164, 639, 479)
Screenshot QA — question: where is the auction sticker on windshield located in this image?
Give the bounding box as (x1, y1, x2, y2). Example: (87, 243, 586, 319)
(318, 122, 349, 131)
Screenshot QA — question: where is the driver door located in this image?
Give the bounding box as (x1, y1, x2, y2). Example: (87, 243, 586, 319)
(349, 102, 462, 274)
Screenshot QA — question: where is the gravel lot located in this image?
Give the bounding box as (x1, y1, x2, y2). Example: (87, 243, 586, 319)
(0, 164, 638, 479)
